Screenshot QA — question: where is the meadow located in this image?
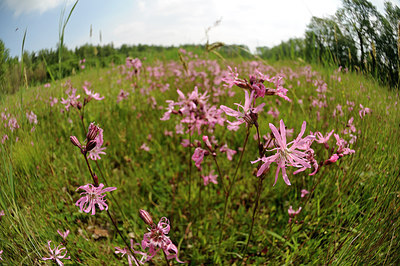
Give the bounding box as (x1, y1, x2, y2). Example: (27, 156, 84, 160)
(0, 50, 399, 265)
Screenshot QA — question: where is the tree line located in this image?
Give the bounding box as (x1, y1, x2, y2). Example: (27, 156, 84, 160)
(256, 0, 400, 89)
(0, 40, 254, 95)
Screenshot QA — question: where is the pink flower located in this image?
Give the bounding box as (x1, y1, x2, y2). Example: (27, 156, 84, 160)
(192, 147, 208, 170)
(140, 143, 150, 152)
(327, 154, 339, 163)
(202, 170, 218, 186)
(219, 144, 236, 160)
(87, 126, 106, 161)
(315, 130, 334, 148)
(84, 86, 104, 101)
(26, 111, 38, 124)
(141, 217, 184, 263)
(288, 206, 302, 216)
(42, 241, 70, 266)
(220, 90, 265, 131)
(1, 134, 8, 144)
(61, 88, 80, 111)
(117, 89, 130, 103)
(115, 239, 146, 266)
(49, 96, 58, 107)
(334, 133, 355, 156)
(359, 104, 371, 118)
(8, 117, 19, 132)
(288, 206, 302, 223)
(0, 250, 2, 260)
(252, 120, 315, 186)
(301, 189, 309, 198)
(75, 183, 116, 215)
(57, 229, 70, 241)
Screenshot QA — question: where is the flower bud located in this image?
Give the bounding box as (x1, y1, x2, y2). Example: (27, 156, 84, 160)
(139, 209, 154, 226)
(93, 174, 99, 187)
(202, 135, 213, 150)
(86, 123, 99, 141)
(86, 140, 97, 152)
(70, 136, 81, 148)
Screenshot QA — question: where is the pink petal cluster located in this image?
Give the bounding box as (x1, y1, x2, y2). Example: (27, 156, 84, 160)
(252, 120, 315, 186)
(140, 217, 184, 263)
(42, 241, 70, 266)
(57, 229, 70, 241)
(220, 90, 265, 131)
(75, 183, 116, 215)
(202, 170, 218, 186)
(61, 87, 81, 111)
(161, 87, 225, 135)
(219, 144, 236, 160)
(84, 85, 104, 101)
(301, 189, 309, 198)
(359, 104, 371, 119)
(192, 147, 208, 170)
(87, 125, 107, 161)
(117, 89, 130, 103)
(288, 206, 302, 223)
(26, 111, 38, 124)
(115, 239, 146, 266)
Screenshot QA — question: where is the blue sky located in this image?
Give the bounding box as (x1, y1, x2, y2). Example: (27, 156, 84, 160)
(0, 0, 396, 58)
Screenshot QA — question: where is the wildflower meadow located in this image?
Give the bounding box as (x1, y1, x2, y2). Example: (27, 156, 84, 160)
(0, 48, 399, 265)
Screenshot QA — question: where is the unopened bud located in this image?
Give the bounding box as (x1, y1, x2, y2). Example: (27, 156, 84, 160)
(87, 123, 99, 141)
(93, 174, 99, 187)
(70, 136, 81, 148)
(202, 135, 213, 150)
(76, 102, 83, 110)
(86, 140, 97, 152)
(139, 209, 154, 226)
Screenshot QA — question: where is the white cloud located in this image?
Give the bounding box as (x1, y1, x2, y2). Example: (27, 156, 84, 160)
(3, 0, 75, 16)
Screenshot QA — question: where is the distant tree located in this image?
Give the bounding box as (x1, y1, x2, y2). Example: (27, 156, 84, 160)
(336, 0, 380, 71)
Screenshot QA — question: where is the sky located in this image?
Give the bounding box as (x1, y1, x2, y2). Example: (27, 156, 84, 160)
(0, 0, 397, 58)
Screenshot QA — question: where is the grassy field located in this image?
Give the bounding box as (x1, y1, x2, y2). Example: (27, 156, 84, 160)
(0, 52, 399, 265)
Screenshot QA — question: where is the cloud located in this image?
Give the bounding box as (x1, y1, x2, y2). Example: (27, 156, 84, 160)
(3, 0, 75, 16)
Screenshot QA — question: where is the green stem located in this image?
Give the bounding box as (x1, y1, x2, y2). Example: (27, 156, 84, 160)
(212, 155, 225, 193)
(219, 127, 250, 245)
(242, 176, 265, 258)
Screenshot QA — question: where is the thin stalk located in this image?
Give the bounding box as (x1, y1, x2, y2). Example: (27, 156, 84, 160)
(188, 130, 192, 215)
(83, 154, 96, 185)
(242, 123, 266, 259)
(106, 209, 140, 264)
(219, 127, 250, 244)
(162, 250, 170, 266)
(211, 155, 225, 193)
(242, 176, 265, 258)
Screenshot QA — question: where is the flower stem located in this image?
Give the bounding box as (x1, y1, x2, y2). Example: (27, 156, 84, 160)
(106, 209, 140, 265)
(212, 154, 226, 193)
(83, 153, 97, 185)
(163, 250, 170, 266)
(219, 127, 250, 245)
(242, 123, 266, 259)
(188, 130, 192, 217)
(242, 176, 265, 259)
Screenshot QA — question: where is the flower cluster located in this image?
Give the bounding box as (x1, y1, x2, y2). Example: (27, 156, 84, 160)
(42, 241, 70, 266)
(161, 87, 225, 135)
(75, 183, 116, 215)
(252, 120, 316, 186)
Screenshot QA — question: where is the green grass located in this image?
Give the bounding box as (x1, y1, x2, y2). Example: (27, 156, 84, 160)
(0, 54, 399, 265)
